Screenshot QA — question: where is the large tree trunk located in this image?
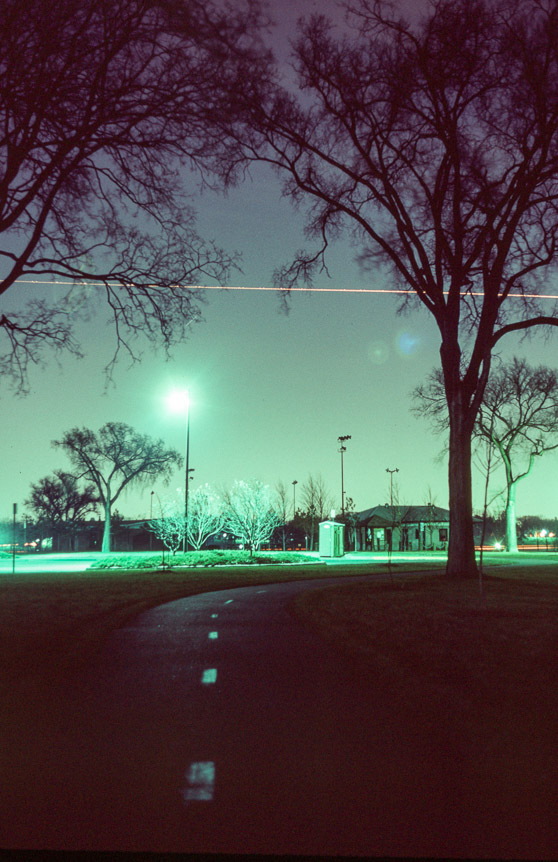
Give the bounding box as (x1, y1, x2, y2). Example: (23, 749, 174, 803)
(101, 502, 111, 553)
(505, 480, 519, 553)
(446, 409, 478, 578)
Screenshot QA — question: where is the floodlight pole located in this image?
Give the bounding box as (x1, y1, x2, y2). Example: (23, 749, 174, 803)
(183, 402, 190, 554)
(338, 435, 352, 518)
(386, 467, 399, 507)
(292, 479, 298, 520)
(12, 502, 17, 574)
(149, 490, 154, 551)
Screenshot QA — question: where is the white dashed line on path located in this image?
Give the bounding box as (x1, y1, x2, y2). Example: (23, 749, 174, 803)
(208, 631, 218, 639)
(182, 761, 215, 802)
(211, 613, 218, 618)
(224, 599, 234, 604)
(201, 668, 218, 684)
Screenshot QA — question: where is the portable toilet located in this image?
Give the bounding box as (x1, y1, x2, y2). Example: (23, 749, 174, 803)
(319, 520, 345, 557)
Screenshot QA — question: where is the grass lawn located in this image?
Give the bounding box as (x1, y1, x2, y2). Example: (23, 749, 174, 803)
(292, 564, 558, 857)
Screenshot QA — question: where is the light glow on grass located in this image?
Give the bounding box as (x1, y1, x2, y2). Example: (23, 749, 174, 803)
(182, 761, 215, 802)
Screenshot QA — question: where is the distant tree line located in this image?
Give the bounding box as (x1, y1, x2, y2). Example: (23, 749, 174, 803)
(19, 419, 347, 555)
(416, 356, 558, 553)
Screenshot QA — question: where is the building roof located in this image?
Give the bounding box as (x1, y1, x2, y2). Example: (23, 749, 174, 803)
(356, 505, 450, 526)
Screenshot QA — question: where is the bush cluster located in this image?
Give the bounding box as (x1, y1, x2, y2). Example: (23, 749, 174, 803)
(88, 549, 310, 570)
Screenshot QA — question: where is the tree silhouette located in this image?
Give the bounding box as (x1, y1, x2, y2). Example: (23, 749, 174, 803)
(0, 0, 265, 392)
(55, 422, 182, 553)
(416, 357, 558, 552)
(25, 470, 98, 550)
(477, 359, 558, 552)
(232, 0, 558, 576)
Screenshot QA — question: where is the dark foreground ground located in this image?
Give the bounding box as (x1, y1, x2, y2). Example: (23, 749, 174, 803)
(1, 560, 558, 859)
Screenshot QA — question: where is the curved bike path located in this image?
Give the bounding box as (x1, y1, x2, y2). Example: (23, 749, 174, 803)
(4, 573, 507, 857)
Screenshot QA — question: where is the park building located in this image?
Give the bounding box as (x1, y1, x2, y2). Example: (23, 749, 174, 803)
(354, 505, 450, 552)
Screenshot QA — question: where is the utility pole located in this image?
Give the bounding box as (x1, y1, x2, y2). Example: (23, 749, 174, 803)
(385, 467, 399, 568)
(338, 435, 352, 518)
(12, 503, 17, 574)
(183, 402, 190, 554)
(386, 467, 399, 509)
(149, 490, 154, 551)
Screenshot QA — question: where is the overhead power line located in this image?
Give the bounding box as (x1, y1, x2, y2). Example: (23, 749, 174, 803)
(12, 279, 558, 300)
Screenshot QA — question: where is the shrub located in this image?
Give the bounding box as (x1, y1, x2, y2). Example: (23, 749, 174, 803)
(88, 550, 311, 570)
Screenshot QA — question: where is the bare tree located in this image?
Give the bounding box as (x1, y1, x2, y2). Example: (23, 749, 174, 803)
(417, 358, 558, 553)
(148, 495, 186, 556)
(300, 475, 318, 551)
(300, 474, 335, 550)
(25, 470, 98, 550)
(230, 0, 558, 576)
(314, 474, 336, 522)
(186, 484, 224, 550)
(422, 487, 438, 551)
(477, 358, 558, 552)
(342, 495, 359, 551)
(55, 422, 182, 552)
(275, 480, 291, 551)
(222, 479, 281, 555)
(0, 0, 266, 392)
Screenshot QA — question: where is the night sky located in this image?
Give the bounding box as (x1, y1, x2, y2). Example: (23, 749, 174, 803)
(3, 0, 558, 525)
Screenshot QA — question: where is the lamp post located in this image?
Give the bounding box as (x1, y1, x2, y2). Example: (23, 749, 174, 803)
(166, 389, 191, 554)
(292, 479, 298, 520)
(338, 435, 351, 518)
(184, 398, 190, 553)
(12, 502, 17, 574)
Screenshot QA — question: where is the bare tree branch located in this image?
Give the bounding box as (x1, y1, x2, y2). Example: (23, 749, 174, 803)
(0, 0, 268, 391)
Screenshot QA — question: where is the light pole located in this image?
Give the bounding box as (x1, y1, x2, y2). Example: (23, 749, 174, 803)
(386, 467, 399, 526)
(12, 502, 17, 574)
(166, 389, 191, 554)
(292, 479, 298, 520)
(338, 435, 351, 518)
(184, 398, 190, 553)
(149, 490, 154, 550)
(385, 467, 399, 561)
(386, 467, 399, 505)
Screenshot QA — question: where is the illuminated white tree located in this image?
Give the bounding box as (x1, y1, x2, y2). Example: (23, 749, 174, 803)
(222, 480, 281, 555)
(147, 493, 186, 556)
(186, 484, 224, 551)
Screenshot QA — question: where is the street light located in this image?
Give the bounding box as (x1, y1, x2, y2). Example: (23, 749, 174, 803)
(167, 389, 191, 553)
(338, 435, 351, 518)
(292, 479, 298, 520)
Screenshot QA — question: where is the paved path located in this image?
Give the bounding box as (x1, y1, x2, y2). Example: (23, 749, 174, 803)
(5, 573, 460, 857)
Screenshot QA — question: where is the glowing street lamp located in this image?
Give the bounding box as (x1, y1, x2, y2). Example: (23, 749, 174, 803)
(167, 389, 192, 553)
